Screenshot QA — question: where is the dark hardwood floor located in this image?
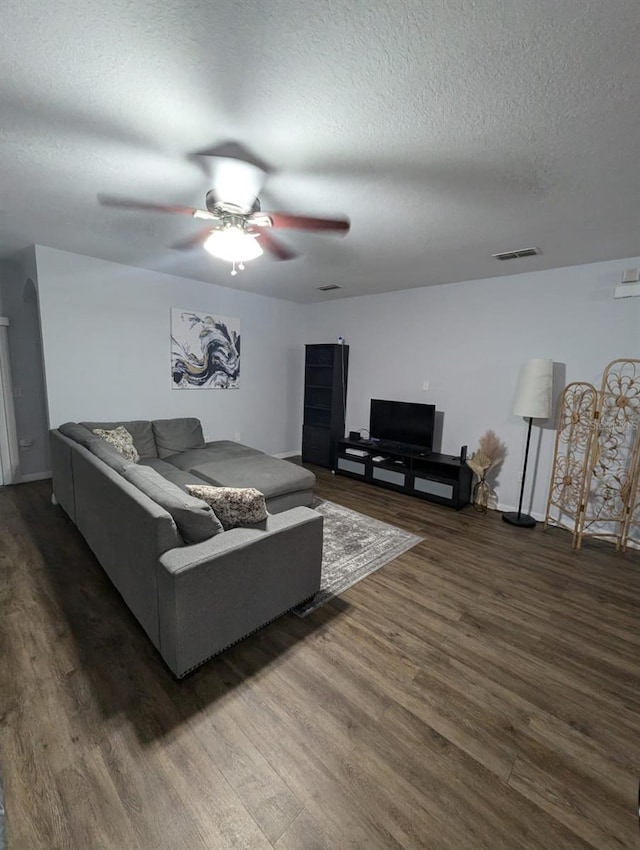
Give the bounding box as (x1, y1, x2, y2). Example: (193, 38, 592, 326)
(1, 466, 639, 849)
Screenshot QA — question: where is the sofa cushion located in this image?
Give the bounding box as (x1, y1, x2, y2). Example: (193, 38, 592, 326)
(152, 418, 205, 459)
(162, 469, 208, 492)
(188, 455, 316, 499)
(123, 466, 223, 543)
(186, 484, 268, 530)
(92, 426, 140, 463)
(162, 442, 263, 471)
(137, 458, 179, 475)
(205, 440, 266, 457)
(58, 422, 101, 449)
(88, 439, 133, 475)
(81, 420, 157, 458)
(138, 458, 205, 492)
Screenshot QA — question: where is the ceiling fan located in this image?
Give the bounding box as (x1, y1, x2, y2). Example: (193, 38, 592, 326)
(98, 147, 350, 276)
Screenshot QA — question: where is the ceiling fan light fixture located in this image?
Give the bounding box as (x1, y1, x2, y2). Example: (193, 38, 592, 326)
(203, 226, 264, 265)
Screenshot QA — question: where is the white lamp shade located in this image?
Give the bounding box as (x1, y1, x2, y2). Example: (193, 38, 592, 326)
(512, 358, 553, 419)
(203, 228, 263, 263)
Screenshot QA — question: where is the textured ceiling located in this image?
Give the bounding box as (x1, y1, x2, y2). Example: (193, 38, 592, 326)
(1, 0, 639, 302)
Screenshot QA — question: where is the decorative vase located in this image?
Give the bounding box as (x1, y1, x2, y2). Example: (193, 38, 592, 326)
(473, 478, 490, 513)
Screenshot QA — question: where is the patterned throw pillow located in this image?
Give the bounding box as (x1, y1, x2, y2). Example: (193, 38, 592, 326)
(185, 485, 268, 530)
(92, 426, 140, 463)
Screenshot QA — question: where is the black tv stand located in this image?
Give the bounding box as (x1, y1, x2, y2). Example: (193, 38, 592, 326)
(361, 439, 427, 453)
(335, 438, 472, 510)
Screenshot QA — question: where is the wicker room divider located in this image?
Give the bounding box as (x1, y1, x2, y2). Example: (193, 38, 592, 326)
(545, 359, 640, 550)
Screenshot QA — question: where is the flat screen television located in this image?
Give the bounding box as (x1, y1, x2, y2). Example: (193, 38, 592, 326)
(369, 399, 435, 453)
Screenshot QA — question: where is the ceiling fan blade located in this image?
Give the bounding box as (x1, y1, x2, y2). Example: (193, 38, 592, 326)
(170, 228, 214, 251)
(98, 194, 215, 219)
(261, 212, 350, 233)
(256, 230, 298, 261)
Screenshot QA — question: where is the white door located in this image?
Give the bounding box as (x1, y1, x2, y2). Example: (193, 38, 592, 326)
(0, 320, 19, 485)
(0, 384, 4, 486)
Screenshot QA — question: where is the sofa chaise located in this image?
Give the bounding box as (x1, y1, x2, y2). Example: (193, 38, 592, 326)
(50, 417, 323, 677)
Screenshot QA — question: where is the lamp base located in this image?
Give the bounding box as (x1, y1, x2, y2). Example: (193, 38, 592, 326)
(502, 511, 536, 528)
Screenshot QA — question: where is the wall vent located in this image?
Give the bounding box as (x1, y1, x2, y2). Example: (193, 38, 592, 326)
(492, 247, 541, 261)
(316, 284, 342, 291)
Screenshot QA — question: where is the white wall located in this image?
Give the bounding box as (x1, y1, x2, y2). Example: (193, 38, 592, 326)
(31, 244, 640, 515)
(303, 256, 640, 516)
(36, 247, 306, 455)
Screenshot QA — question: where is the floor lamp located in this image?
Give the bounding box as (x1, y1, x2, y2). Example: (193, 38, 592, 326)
(503, 358, 553, 528)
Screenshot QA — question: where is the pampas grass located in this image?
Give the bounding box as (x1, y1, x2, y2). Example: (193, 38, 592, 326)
(466, 430, 507, 479)
(479, 430, 508, 470)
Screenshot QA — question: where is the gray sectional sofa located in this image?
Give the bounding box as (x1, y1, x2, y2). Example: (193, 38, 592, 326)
(50, 417, 323, 677)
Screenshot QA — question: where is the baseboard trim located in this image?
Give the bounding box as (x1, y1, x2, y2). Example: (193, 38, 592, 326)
(495, 502, 545, 522)
(494, 501, 640, 549)
(16, 471, 52, 483)
(272, 451, 301, 459)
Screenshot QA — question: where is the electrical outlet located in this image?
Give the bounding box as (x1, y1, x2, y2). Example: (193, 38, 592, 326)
(234, 431, 241, 442)
(422, 380, 430, 391)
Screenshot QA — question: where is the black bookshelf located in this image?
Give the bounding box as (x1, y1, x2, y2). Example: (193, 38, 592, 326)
(302, 344, 349, 468)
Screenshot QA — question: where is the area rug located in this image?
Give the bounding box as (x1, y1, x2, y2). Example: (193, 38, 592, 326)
(293, 499, 423, 617)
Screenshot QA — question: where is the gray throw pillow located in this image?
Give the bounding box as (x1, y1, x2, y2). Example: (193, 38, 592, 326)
(152, 418, 205, 459)
(186, 484, 268, 530)
(124, 466, 223, 543)
(92, 426, 140, 463)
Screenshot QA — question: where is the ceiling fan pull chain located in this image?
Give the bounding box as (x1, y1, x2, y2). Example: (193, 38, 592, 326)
(230, 261, 247, 276)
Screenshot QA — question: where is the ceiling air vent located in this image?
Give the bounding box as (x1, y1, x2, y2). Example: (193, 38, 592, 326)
(492, 247, 541, 261)
(316, 284, 342, 291)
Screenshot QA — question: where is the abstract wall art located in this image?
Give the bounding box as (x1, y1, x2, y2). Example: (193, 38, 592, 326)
(171, 309, 241, 389)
